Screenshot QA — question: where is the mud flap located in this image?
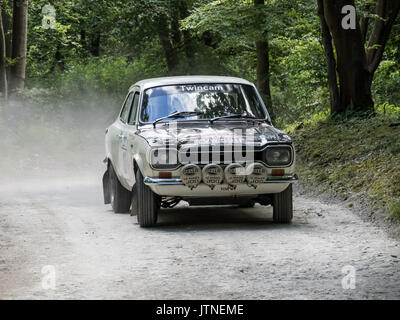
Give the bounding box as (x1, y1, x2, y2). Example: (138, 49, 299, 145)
(130, 185, 137, 216)
(103, 170, 111, 204)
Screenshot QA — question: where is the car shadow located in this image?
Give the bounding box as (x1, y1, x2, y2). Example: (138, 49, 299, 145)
(151, 205, 300, 232)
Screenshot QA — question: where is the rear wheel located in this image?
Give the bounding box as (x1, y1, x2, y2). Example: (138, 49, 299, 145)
(272, 184, 293, 223)
(109, 163, 131, 213)
(130, 185, 138, 216)
(136, 170, 160, 227)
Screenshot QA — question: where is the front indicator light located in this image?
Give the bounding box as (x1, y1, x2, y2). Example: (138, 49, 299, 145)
(159, 172, 172, 179)
(271, 169, 285, 176)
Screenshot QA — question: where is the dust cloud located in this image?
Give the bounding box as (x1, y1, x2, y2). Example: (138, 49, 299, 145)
(0, 94, 120, 188)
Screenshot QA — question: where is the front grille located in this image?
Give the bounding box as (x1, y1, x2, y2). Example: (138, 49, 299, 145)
(178, 146, 263, 164)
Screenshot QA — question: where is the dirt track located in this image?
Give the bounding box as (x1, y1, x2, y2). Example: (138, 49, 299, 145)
(0, 173, 399, 299)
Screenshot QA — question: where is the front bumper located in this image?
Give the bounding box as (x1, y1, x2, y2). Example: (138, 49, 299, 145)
(144, 174, 298, 185)
(143, 174, 298, 197)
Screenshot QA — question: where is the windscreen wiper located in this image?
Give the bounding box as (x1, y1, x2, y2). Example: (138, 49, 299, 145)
(210, 113, 269, 124)
(153, 111, 203, 128)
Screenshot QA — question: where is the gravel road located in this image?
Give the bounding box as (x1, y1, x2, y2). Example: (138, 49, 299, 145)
(0, 173, 399, 299)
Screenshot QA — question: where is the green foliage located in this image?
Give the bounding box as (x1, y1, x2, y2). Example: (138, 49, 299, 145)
(372, 60, 400, 107)
(15, 0, 400, 125)
(27, 51, 168, 101)
(183, 0, 296, 48)
(183, 0, 328, 128)
(391, 201, 400, 220)
(375, 102, 400, 120)
(271, 36, 328, 127)
(22, 0, 400, 124)
(24, 0, 244, 102)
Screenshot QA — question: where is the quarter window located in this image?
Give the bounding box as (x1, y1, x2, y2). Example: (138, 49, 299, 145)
(120, 93, 134, 123)
(128, 92, 140, 125)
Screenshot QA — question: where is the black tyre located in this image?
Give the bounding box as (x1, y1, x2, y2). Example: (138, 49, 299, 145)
(272, 184, 293, 223)
(109, 163, 131, 213)
(130, 185, 138, 216)
(136, 170, 160, 227)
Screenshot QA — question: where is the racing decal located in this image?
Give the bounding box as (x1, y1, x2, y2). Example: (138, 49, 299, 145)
(179, 85, 225, 92)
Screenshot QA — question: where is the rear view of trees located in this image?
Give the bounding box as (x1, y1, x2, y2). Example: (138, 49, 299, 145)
(0, 0, 28, 101)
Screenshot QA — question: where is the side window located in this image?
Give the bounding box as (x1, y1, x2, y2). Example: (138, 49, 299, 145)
(128, 92, 140, 125)
(120, 93, 134, 123)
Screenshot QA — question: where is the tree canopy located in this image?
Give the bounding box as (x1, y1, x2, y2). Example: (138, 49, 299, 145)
(0, 0, 399, 126)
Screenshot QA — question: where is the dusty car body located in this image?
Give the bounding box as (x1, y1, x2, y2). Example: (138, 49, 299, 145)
(103, 76, 297, 227)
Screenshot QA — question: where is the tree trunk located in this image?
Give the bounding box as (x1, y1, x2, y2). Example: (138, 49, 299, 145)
(317, 0, 340, 113)
(255, 38, 273, 119)
(359, 16, 369, 43)
(366, 0, 400, 74)
(55, 48, 65, 71)
(359, 2, 371, 43)
(0, 10, 8, 102)
(80, 28, 86, 49)
(254, 0, 273, 119)
(170, 8, 181, 48)
(2, 2, 12, 60)
(50, 45, 65, 73)
(318, 0, 400, 116)
(322, 0, 374, 114)
(178, 1, 195, 67)
(202, 31, 216, 49)
(2, 2, 13, 83)
(157, 13, 177, 73)
(90, 33, 100, 57)
(9, 0, 28, 93)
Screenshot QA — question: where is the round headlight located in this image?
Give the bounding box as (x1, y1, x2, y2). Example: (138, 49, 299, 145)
(264, 146, 292, 167)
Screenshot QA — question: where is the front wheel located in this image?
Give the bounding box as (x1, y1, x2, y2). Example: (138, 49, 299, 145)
(136, 170, 160, 227)
(272, 184, 293, 223)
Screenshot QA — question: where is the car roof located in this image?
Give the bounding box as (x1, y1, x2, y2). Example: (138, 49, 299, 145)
(130, 75, 254, 91)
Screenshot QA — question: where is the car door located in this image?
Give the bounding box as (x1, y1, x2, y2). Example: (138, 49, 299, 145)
(115, 92, 134, 184)
(122, 90, 141, 187)
(107, 93, 131, 174)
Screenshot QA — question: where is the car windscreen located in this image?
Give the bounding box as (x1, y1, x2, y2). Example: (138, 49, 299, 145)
(139, 84, 267, 123)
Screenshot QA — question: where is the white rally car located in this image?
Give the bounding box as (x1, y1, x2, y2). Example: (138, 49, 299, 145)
(103, 76, 297, 227)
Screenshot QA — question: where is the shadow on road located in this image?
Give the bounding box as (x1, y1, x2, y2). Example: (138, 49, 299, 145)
(148, 205, 299, 232)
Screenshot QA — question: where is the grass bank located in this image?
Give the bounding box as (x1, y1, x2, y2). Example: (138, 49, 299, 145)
(288, 108, 400, 223)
